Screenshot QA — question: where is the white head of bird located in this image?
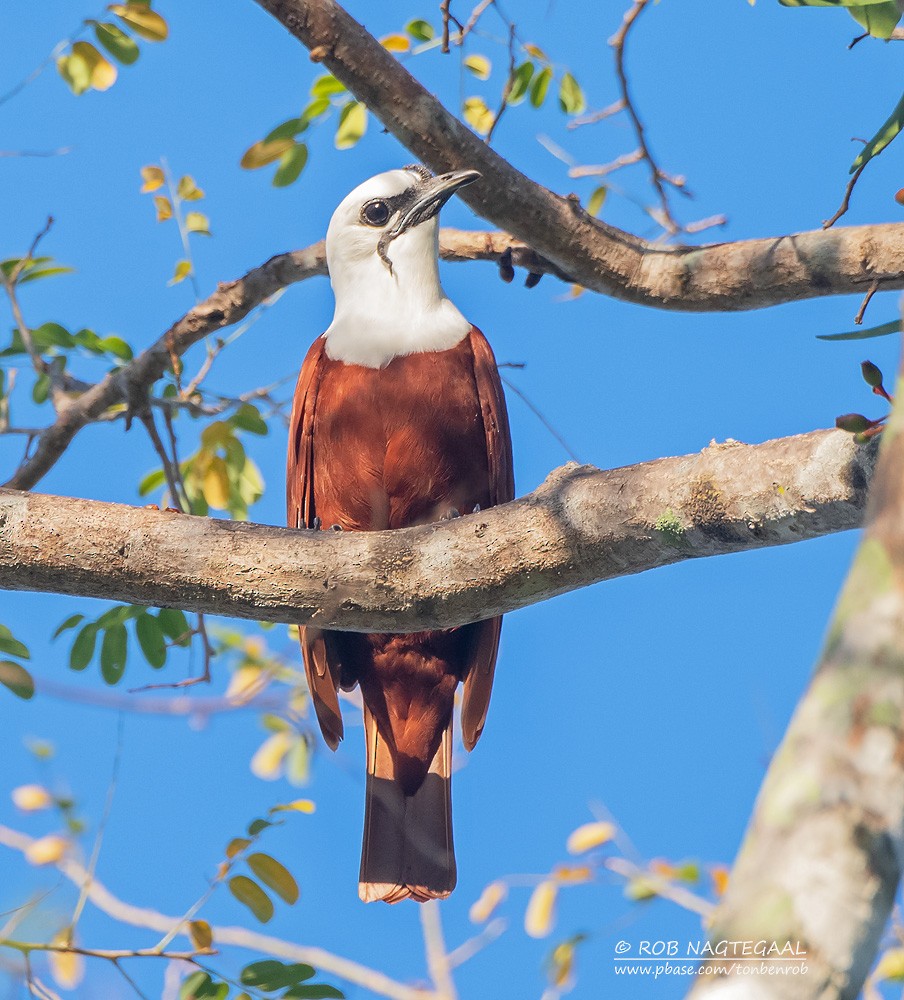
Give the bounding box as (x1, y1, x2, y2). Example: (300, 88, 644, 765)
(323, 165, 480, 368)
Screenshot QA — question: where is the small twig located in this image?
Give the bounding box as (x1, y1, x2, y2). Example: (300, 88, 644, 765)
(0, 942, 212, 962)
(485, 22, 516, 144)
(112, 958, 152, 1000)
(824, 161, 867, 229)
(855, 278, 881, 325)
(0, 217, 56, 375)
(568, 149, 644, 179)
(567, 99, 625, 129)
(446, 918, 506, 969)
(609, 0, 682, 235)
(161, 158, 202, 302)
(500, 374, 582, 463)
(140, 412, 184, 511)
(420, 902, 458, 1000)
(604, 856, 714, 917)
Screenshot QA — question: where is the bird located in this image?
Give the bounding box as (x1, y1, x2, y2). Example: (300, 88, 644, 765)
(286, 165, 514, 903)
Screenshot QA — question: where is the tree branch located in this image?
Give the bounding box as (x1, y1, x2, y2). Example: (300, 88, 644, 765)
(0, 825, 431, 1000)
(251, 0, 904, 310)
(689, 369, 904, 998)
(0, 429, 876, 631)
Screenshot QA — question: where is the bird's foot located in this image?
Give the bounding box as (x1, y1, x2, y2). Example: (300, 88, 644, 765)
(309, 516, 322, 531)
(144, 504, 183, 513)
(472, 504, 481, 514)
(330, 523, 343, 532)
(441, 508, 461, 521)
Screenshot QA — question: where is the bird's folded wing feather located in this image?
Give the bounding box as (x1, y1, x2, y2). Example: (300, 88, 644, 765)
(287, 337, 345, 749)
(461, 327, 515, 751)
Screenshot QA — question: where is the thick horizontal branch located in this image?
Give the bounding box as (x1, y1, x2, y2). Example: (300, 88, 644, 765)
(0, 429, 876, 630)
(252, 0, 904, 310)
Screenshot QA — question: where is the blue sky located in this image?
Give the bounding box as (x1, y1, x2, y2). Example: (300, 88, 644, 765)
(0, 1, 902, 998)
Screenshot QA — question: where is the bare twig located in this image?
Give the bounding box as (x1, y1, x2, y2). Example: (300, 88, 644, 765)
(420, 903, 458, 1000)
(824, 161, 868, 229)
(567, 99, 625, 129)
(609, 0, 682, 235)
(854, 277, 881, 326)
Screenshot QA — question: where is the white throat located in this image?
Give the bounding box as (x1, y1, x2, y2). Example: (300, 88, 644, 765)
(323, 223, 470, 369)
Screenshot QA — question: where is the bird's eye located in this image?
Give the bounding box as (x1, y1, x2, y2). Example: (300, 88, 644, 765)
(361, 200, 390, 227)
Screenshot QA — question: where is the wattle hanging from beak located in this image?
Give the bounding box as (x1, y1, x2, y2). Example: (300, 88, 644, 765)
(378, 169, 481, 273)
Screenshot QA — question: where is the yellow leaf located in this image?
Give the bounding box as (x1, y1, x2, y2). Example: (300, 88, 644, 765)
(177, 174, 205, 200)
(189, 919, 213, 950)
(12, 784, 52, 811)
(523, 42, 548, 61)
(380, 33, 410, 52)
(154, 195, 172, 222)
(71, 41, 117, 91)
(227, 666, 264, 702)
(26, 835, 68, 866)
(464, 54, 491, 80)
(240, 138, 294, 170)
(202, 455, 230, 509)
(463, 96, 494, 135)
(270, 798, 316, 814)
(876, 948, 904, 982)
(524, 880, 557, 938)
(566, 821, 615, 854)
(185, 211, 211, 236)
(169, 259, 192, 286)
(553, 864, 592, 883)
(250, 732, 291, 780)
(335, 101, 367, 150)
(140, 165, 165, 192)
(469, 880, 507, 923)
(48, 940, 84, 990)
(550, 941, 575, 989)
(711, 865, 729, 897)
(109, 3, 169, 41)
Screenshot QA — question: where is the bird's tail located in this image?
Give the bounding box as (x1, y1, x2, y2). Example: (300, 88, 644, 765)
(359, 706, 456, 903)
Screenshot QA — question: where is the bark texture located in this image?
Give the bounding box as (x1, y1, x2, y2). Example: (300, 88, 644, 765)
(253, 0, 904, 310)
(0, 429, 875, 629)
(690, 390, 904, 999)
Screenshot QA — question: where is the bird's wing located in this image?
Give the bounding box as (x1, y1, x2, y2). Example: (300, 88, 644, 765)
(461, 326, 515, 752)
(287, 337, 345, 750)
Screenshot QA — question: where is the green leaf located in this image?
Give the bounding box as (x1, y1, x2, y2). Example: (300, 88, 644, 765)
(302, 97, 331, 121)
(94, 21, 140, 63)
(851, 91, 904, 173)
(228, 875, 274, 923)
(33, 322, 75, 350)
(464, 54, 491, 80)
(0, 627, 30, 660)
(558, 72, 585, 115)
(74, 328, 103, 353)
(247, 817, 273, 836)
(100, 622, 128, 684)
(109, 3, 169, 41)
(310, 74, 346, 98)
(57, 52, 92, 95)
(158, 608, 191, 645)
(848, 1, 903, 35)
(53, 615, 84, 640)
(240, 961, 315, 991)
(188, 919, 213, 950)
(530, 66, 552, 107)
(135, 612, 167, 668)
(96, 604, 135, 629)
(508, 61, 534, 105)
(180, 971, 214, 1000)
(273, 143, 308, 188)
(264, 118, 309, 143)
(18, 265, 74, 285)
(406, 18, 434, 41)
(247, 852, 300, 904)
(284, 987, 345, 1000)
(0, 661, 34, 700)
(779, 0, 899, 6)
(138, 468, 167, 496)
(97, 335, 133, 360)
(817, 318, 902, 341)
(32, 374, 50, 405)
(185, 211, 211, 236)
(335, 101, 367, 149)
(231, 403, 268, 435)
(587, 186, 608, 217)
(70, 624, 99, 671)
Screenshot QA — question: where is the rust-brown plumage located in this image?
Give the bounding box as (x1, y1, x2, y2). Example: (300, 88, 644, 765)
(287, 326, 513, 902)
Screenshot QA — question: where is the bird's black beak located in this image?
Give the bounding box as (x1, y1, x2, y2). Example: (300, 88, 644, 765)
(390, 170, 481, 239)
